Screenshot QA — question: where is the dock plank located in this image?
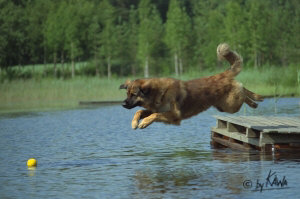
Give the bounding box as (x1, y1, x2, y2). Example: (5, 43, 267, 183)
(211, 136, 255, 152)
(240, 116, 293, 128)
(211, 127, 260, 147)
(268, 117, 300, 127)
(215, 115, 274, 129)
(214, 115, 300, 133)
(260, 132, 300, 143)
(214, 115, 258, 129)
(262, 127, 300, 133)
(243, 116, 283, 126)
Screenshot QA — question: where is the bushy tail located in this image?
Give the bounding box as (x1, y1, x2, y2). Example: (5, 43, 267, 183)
(217, 43, 242, 77)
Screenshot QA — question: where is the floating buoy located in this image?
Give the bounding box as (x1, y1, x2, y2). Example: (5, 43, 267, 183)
(27, 158, 37, 167)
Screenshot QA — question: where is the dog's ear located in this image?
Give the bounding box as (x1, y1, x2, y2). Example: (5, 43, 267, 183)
(119, 79, 131, 89)
(119, 84, 127, 89)
(139, 81, 151, 96)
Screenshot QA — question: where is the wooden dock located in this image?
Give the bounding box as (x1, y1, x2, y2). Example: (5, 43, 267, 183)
(211, 115, 300, 153)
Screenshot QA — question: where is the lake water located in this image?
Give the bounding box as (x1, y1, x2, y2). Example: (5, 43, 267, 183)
(0, 98, 299, 199)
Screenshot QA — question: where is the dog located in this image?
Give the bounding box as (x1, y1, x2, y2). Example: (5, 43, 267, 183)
(120, 43, 263, 129)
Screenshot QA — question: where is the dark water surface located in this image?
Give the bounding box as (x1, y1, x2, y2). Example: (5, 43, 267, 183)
(0, 98, 299, 199)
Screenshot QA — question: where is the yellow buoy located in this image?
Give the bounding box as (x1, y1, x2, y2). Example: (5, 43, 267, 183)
(27, 158, 37, 167)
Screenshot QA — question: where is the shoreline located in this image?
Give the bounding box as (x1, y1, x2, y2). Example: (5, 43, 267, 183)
(263, 93, 298, 98)
(78, 94, 300, 106)
(1, 96, 299, 115)
(1, 67, 299, 113)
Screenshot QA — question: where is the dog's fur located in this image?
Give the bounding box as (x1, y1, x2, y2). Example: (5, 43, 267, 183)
(120, 43, 263, 129)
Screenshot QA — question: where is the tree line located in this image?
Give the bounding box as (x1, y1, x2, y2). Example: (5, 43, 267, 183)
(0, 0, 299, 78)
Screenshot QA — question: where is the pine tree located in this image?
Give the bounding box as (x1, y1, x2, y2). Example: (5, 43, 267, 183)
(247, 0, 269, 67)
(25, 0, 50, 66)
(191, 0, 225, 69)
(201, 10, 224, 68)
(273, 0, 299, 66)
(137, 0, 162, 77)
(127, 6, 139, 76)
(65, 2, 80, 78)
(44, 1, 66, 77)
(99, 0, 116, 79)
(224, 1, 248, 55)
(165, 0, 191, 76)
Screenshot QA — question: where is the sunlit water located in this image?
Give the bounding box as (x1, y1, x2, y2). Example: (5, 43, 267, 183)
(0, 98, 299, 199)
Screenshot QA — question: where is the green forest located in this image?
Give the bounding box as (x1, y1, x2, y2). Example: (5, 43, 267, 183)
(1, 0, 299, 79)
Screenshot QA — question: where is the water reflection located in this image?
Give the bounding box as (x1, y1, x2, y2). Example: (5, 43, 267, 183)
(0, 111, 41, 119)
(28, 167, 36, 177)
(134, 168, 204, 194)
(211, 149, 300, 162)
(133, 166, 246, 197)
(133, 147, 300, 197)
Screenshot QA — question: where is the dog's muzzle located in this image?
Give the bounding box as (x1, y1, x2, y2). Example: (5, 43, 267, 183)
(122, 99, 140, 109)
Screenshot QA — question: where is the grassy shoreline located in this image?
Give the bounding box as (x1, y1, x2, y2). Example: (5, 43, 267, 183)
(0, 77, 127, 113)
(1, 66, 299, 113)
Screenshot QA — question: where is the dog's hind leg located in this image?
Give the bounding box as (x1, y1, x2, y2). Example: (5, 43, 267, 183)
(132, 110, 152, 129)
(245, 97, 258, 108)
(244, 88, 264, 101)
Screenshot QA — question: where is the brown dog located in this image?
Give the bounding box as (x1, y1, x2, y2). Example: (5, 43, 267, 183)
(120, 43, 263, 129)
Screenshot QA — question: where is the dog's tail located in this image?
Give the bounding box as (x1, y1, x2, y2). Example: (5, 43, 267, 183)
(217, 43, 242, 77)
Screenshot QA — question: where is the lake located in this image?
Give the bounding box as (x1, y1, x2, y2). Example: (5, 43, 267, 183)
(0, 98, 299, 199)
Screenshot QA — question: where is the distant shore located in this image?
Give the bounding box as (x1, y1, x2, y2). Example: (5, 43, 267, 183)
(0, 66, 299, 113)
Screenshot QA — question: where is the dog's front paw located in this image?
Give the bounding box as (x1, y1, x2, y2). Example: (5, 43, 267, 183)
(131, 120, 139, 130)
(138, 118, 153, 129)
(138, 120, 149, 129)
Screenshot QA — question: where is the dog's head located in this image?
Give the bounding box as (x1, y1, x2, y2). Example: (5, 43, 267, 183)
(119, 79, 151, 109)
